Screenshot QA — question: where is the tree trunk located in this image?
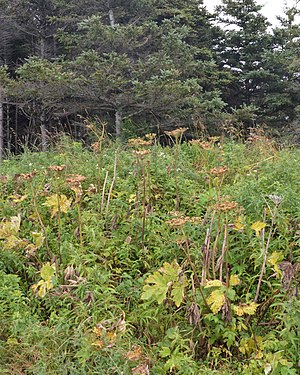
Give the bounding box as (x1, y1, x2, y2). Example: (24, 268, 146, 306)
(40, 113, 47, 151)
(40, 37, 46, 58)
(0, 88, 4, 161)
(109, 9, 115, 27)
(115, 110, 122, 139)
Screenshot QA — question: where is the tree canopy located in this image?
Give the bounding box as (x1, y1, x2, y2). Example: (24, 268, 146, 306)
(0, 0, 300, 151)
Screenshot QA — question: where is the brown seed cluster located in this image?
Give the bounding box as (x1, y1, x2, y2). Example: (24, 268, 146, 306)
(165, 127, 188, 138)
(132, 150, 150, 158)
(199, 141, 212, 150)
(210, 166, 229, 176)
(48, 165, 66, 172)
(214, 199, 238, 212)
(166, 215, 202, 227)
(91, 142, 100, 152)
(66, 174, 87, 184)
(145, 133, 156, 140)
(66, 175, 87, 202)
(0, 175, 8, 183)
(14, 172, 36, 181)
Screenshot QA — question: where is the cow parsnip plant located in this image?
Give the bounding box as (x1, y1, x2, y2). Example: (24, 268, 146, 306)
(0, 135, 299, 374)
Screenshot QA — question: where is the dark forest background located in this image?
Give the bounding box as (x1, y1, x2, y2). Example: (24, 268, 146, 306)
(0, 0, 300, 156)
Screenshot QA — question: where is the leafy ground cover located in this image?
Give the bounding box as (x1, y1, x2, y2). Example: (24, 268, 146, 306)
(0, 131, 299, 374)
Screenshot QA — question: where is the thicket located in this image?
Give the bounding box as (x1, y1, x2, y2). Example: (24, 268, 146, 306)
(0, 0, 300, 155)
(0, 130, 299, 374)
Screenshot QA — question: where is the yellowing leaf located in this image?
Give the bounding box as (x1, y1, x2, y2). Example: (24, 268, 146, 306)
(8, 194, 28, 203)
(268, 251, 284, 274)
(32, 263, 56, 298)
(171, 275, 186, 307)
(159, 260, 181, 279)
(91, 339, 105, 348)
(229, 275, 241, 286)
(204, 279, 223, 288)
(32, 279, 51, 298)
(207, 289, 226, 314)
(142, 271, 169, 304)
(251, 221, 266, 237)
(141, 260, 185, 307)
(31, 232, 45, 249)
(234, 218, 245, 231)
(43, 194, 72, 217)
(40, 263, 56, 281)
(93, 326, 104, 337)
(3, 235, 23, 249)
(233, 302, 259, 317)
(0, 215, 21, 239)
(268, 251, 283, 266)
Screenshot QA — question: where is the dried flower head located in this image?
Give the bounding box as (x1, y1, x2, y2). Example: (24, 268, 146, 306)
(131, 363, 150, 375)
(210, 166, 229, 176)
(14, 172, 36, 181)
(86, 184, 97, 195)
(48, 165, 66, 172)
(189, 216, 202, 224)
(209, 136, 220, 143)
(0, 175, 8, 183)
(268, 194, 283, 206)
(145, 133, 156, 140)
(214, 199, 238, 212)
(165, 127, 188, 139)
(166, 216, 190, 227)
(128, 138, 152, 147)
(66, 174, 87, 184)
(199, 141, 212, 150)
(189, 139, 201, 145)
(91, 142, 100, 152)
(132, 150, 150, 158)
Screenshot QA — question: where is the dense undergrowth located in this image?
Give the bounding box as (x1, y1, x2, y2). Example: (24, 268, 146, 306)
(0, 130, 299, 374)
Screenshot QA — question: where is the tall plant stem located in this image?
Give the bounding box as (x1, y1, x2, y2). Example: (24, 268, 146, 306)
(254, 207, 277, 303)
(101, 171, 109, 214)
(105, 152, 117, 216)
(32, 191, 51, 260)
(77, 202, 83, 249)
(181, 229, 210, 311)
(219, 221, 228, 283)
(141, 160, 147, 249)
(174, 140, 180, 211)
(57, 194, 62, 264)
